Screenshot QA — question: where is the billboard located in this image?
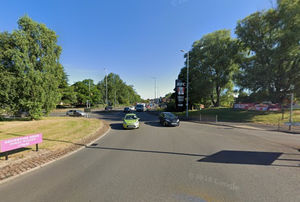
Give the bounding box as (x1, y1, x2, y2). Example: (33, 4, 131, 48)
(175, 79, 186, 111)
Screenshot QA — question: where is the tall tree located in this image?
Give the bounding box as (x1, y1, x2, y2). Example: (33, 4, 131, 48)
(0, 16, 65, 119)
(72, 79, 102, 106)
(97, 73, 141, 105)
(235, 0, 300, 103)
(179, 30, 239, 107)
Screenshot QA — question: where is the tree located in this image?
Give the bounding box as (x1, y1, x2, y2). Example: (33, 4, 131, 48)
(72, 79, 102, 106)
(0, 16, 65, 119)
(97, 73, 141, 105)
(235, 0, 300, 104)
(178, 30, 239, 107)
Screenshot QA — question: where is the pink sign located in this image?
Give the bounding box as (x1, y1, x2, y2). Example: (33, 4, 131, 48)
(0, 134, 43, 152)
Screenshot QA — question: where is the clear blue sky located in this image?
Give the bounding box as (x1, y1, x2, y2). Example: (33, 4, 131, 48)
(1, 0, 274, 99)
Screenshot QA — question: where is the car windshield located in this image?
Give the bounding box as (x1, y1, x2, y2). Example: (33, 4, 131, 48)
(125, 115, 137, 120)
(136, 105, 143, 108)
(165, 113, 176, 119)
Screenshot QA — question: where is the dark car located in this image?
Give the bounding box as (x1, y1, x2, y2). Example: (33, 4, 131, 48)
(159, 112, 180, 127)
(123, 107, 131, 113)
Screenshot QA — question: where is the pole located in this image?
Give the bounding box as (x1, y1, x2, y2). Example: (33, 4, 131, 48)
(114, 90, 116, 107)
(155, 78, 157, 101)
(289, 93, 293, 131)
(152, 77, 156, 104)
(88, 80, 91, 108)
(186, 51, 189, 119)
(105, 69, 108, 105)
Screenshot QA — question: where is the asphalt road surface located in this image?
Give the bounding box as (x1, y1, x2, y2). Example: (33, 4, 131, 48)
(1, 110, 300, 202)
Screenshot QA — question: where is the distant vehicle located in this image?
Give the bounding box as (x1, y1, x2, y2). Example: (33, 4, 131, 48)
(159, 112, 180, 127)
(105, 106, 113, 111)
(66, 110, 86, 117)
(136, 104, 145, 112)
(123, 107, 131, 113)
(129, 106, 135, 111)
(123, 113, 140, 129)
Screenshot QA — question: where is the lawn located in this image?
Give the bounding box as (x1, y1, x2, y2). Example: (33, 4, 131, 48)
(0, 117, 103, 153)
(174, 108, 300, 125)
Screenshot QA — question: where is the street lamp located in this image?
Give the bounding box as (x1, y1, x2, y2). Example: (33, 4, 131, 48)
(104, 68, 108, 105)
(180, 49, 189, 119)
(152, 77, 157, 102)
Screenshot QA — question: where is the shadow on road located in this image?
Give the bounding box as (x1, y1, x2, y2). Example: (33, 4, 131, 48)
(198, 150, 282, 165)
(86, 145, 300, 168)
(86, 146, 206, 157)
(198, 150, 300, 168)
(92, 111, 123, 121)
(143, 121, 164, 127)
(110, 123, 124, 130)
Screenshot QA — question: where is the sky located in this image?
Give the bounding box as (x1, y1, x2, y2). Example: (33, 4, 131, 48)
(0, 0, 274, 99)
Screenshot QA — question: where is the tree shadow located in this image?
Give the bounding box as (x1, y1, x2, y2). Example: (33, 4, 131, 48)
(198, 150, 300, 168)
(85, 146, 300, 168)
(198, 150, 282, 165)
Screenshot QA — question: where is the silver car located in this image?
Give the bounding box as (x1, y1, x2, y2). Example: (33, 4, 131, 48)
(66, 110, 86, 117)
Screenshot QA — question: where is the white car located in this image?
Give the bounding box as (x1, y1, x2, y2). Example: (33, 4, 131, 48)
(129, 106, 135, 111)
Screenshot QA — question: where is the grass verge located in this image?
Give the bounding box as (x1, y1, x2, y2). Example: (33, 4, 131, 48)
(0, 117, 103, 159)
(174, 108, 300, 125)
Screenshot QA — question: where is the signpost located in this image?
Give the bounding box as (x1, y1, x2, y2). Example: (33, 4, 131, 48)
(0, 134, 43, 160)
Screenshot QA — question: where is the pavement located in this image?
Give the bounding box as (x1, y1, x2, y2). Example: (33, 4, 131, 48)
(1, 110, 300, 202)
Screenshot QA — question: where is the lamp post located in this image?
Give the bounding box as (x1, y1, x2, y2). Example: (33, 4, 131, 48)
(152, 77, 157, 104)
(180, 49, 189, 119)
(104, 68, 108, 105)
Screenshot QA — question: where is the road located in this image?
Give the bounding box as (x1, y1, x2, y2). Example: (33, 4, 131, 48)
(1, 110, 300, 201)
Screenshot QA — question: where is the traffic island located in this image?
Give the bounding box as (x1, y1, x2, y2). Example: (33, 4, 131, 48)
(0, 117, 110, 182)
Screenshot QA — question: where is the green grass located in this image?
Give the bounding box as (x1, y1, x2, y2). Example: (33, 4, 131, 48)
(174, 108, 300, 125)
(0, 117, 103, 159)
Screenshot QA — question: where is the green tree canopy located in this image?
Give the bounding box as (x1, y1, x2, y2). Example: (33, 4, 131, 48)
(72, 79, 102, 106)
(97, 73, 141, 105)
(235, 0, 300, 103)
(0, 16, 65, 119)
(178, 29, 239, 107)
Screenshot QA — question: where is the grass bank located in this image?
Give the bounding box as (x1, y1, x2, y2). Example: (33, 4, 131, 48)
(0, 117, 103, 159)
(174, 108, 300, 125)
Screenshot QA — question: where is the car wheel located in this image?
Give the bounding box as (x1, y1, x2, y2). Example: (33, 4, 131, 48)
(163, 121, 168, 127)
